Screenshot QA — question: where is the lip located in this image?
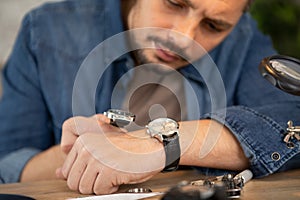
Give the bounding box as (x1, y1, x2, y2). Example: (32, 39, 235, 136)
(154, 42, 180, 63)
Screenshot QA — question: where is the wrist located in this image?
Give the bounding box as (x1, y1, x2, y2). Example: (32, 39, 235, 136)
(21, 145, 64, 182)
(107, 130, 166, 171)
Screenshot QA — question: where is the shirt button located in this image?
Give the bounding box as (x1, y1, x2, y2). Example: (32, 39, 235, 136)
(271, 152, 281, 161)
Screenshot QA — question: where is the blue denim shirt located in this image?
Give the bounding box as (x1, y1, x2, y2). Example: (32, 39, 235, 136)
(0, 0, 299, 183)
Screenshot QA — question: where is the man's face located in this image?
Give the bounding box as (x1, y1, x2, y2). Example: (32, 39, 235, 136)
(126, 0, 247, 69)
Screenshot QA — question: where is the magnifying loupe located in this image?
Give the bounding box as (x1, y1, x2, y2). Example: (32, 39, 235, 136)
(259, 55, 300, 96)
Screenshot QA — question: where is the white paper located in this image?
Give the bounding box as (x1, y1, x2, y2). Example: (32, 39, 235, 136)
(67, 192, 163, 200)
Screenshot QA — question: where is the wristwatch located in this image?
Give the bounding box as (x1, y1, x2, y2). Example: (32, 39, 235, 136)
(103, 109, 135, 127)
(146, 118, 180, 172)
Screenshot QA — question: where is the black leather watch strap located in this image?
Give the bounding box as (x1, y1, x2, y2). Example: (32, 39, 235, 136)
(162, 132, 181, 172)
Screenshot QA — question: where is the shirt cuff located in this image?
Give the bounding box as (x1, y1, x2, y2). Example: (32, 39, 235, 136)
(0, 148, 41, 183)
(204, 106, 300, 178)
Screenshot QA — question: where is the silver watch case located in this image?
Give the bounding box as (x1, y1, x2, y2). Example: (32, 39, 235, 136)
(146, 118, 179, 142)
(104, 109, 135, 126)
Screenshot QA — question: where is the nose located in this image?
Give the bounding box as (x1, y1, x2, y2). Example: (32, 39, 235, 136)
(167, 17, 199, 49)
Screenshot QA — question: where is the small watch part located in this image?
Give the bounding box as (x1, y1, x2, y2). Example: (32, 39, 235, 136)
(126, 187, 152, 193)
(189, 169, 253, 199)
(103, 109, 135, 127)
(284, 120, 300, 145)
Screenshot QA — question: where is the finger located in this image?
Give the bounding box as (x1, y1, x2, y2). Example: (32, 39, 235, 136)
(78, 162, 100, 194)
(69, 115, 105, 135)
(93, 169, 119, 195)
(62, 117, 78, 134)
(127, 173, 154, 184)
(61, 117, 83, 154)
(103, 124, 127, 134)
(67, 150, 89, 191)
(61, 131, 78, 154)
(95, 114, 111, 124)
(61, 142, 78, 179)
(96, 115, 123, 132)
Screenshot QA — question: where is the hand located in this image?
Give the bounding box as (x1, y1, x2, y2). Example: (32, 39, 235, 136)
(61, 114, 124, 154)
(57, 132, 165, 194)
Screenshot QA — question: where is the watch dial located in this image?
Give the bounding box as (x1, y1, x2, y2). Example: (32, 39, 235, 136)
(148, 118, 178, 135)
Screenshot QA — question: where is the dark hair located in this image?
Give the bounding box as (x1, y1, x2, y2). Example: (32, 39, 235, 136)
(244, 0, 254, 12)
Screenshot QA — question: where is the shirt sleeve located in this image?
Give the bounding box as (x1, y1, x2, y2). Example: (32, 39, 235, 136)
(195, 14, 300, 178)
(0, 12, 53, 183)
(0, 148, 41, 183)
(202, 16, 300, 177)
(204, 104, 300, 178)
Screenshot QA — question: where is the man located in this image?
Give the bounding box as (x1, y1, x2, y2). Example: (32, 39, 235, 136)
(0, 0, 299, 195)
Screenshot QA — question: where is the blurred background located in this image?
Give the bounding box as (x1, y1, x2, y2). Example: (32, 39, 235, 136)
(0, 0, 60, 66)
(0, 0, 299, 67)
(250, 0, 300, 59)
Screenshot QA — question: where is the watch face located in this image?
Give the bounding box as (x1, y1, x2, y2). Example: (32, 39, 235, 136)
(147, 118, 178, 137)
(104, 109, 135, 121)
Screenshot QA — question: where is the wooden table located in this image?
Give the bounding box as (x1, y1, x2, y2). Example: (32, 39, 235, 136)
(0, 169, 299, 200)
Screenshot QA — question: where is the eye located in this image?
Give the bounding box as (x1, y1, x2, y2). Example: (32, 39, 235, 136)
(207, 23, 221, 32)
(203, 20, 223, 33)
(165, 0, 183, 9)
